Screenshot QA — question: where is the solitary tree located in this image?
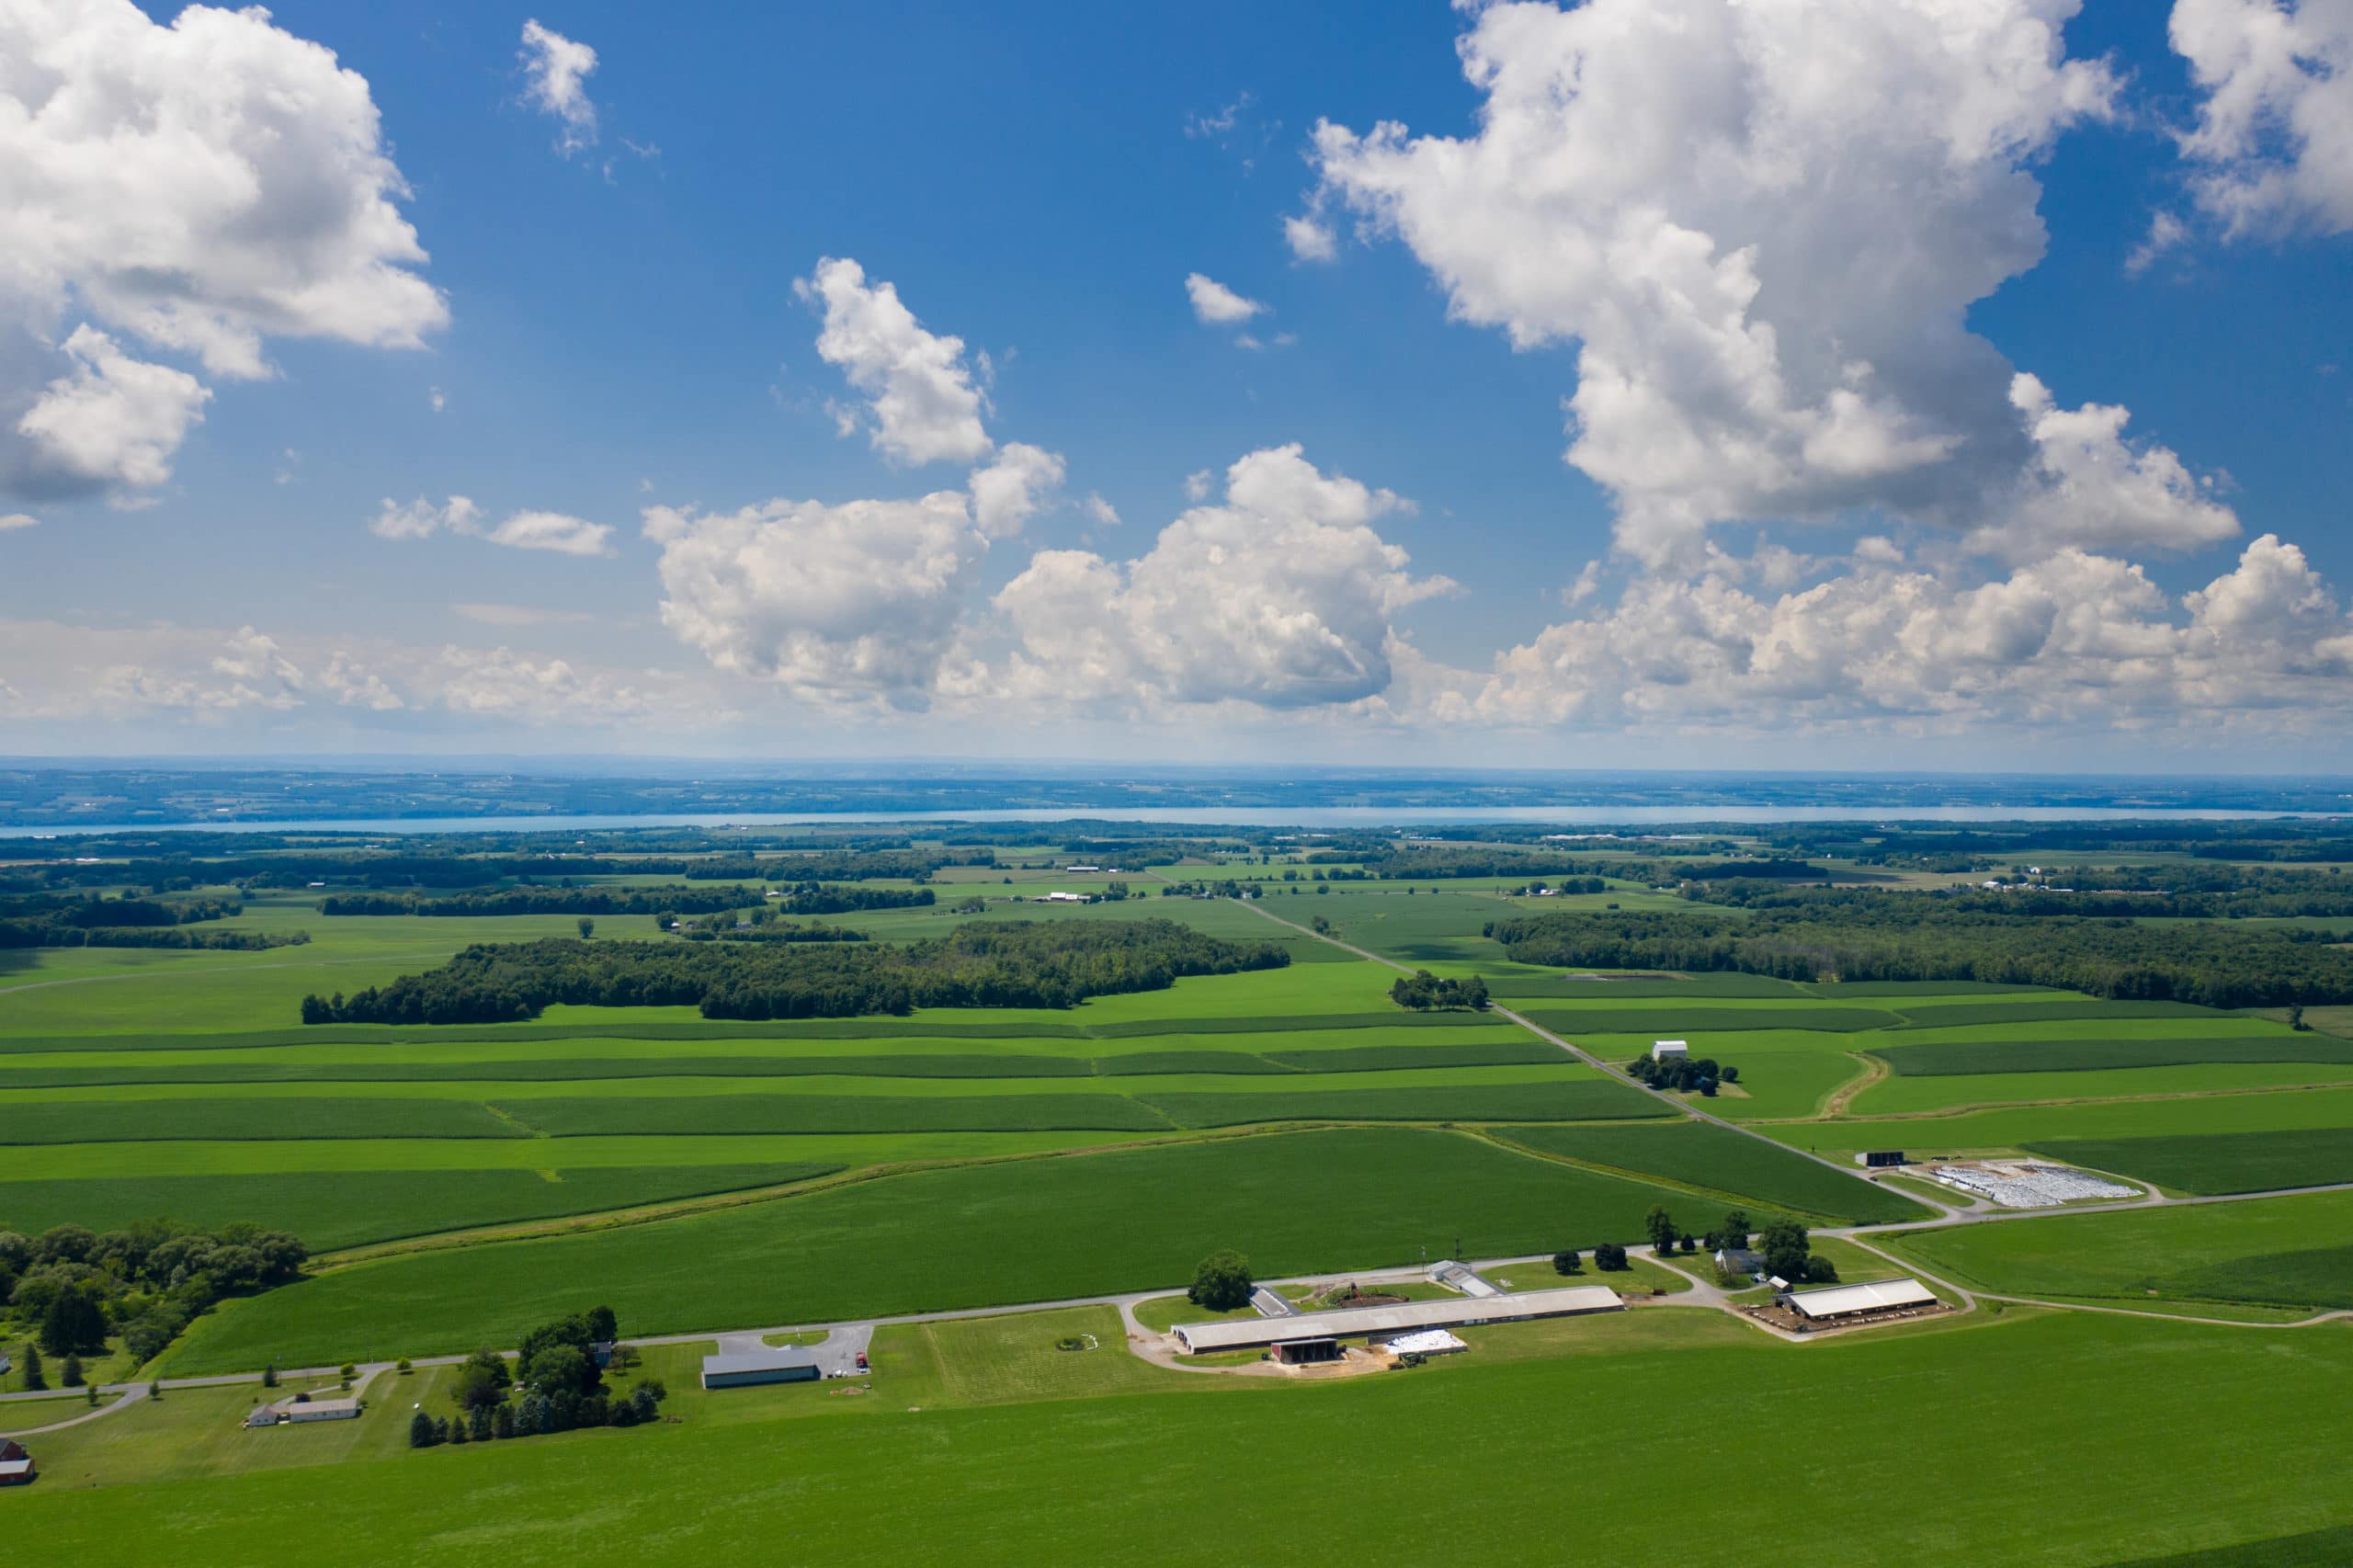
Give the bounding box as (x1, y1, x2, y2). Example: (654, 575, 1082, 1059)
(1552, 1248, 1583, 1276)
(2289, 1005, 2308, 1031)
(1593, 1242, 1630, 1271)
(1758, 1219, 1812, 1281)
(20, 1344, 45, 1392)
(1188, 1249, 1254, 1312)
(577, 916, 596, 940)
(1721, 1210, 1751, 1252)
(409, 1410, 438, 1449)
(1642, 1205, 1677, 1253)
(60, 1352, 84, 1388)
(262, 1362, 278, 1389)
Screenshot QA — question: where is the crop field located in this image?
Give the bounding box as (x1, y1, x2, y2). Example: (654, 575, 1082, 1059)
(22, 1311, 2353, 1567)
(1770, 1085, 2353, 1163)
(1885, 1190, 2353, 1313)
(2022, 1130, 2353, 1196)
(1873, 1034, 2353, 1076)
(1488, 1121, 1931, 1224)
(0, 1163, 843, 1248)
(158, 1127, 1786, 1372)
(1521, 1005, 1904, 1033)
(1841, 1061, 2353, 1117)
(1488, 972, 1812, 999)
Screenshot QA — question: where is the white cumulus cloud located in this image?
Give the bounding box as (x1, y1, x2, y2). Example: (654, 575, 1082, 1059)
(519, 19, 599, 157)
(1305, 0, 2120, 566)
(13, 327, 210, 494)
(2172, 0, 2353, 236)
(484, 510, 615, 557)
(644, 491, 987, 707)
(987, 445, 1454, 710)
(1185, 273, 1268, 324)
(370, 495, 483, 541)
(968, 443, 1066, 540)
(796, 257, 993, 466)
(0, 0, 444, 501)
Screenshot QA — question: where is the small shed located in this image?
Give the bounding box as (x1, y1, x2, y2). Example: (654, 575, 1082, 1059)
(1857, 1150, 1907, 1168)
(1653, 1040, 1689, 1062)
(701, 1346, 820, 1390)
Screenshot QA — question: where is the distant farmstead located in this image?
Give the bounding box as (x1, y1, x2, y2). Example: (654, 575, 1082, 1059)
(0, 1438, 33, 1486)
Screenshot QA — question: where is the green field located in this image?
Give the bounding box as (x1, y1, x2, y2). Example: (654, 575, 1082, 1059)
(1885, 1189, 2353, 1312)
(159, 1128, 1786, 1373)
(20, 1311, 2353, 1566)
(0, 1163, 843, 1249)
(1489, 1121, 1933, 1224)
(1522, 1006, 1904, 1033)
(2023, 1130, 2353, 1196)
(1874, 1035, 2352, 1076)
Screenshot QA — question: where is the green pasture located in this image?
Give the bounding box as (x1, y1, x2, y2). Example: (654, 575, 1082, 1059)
(0, 1163, 843, 1250)
(1874, 1033, 2347, 1076)
(1765, 1085, 2353, 1162)
(2023, 1129, 2353, 1196)
(1845, 1061, 2353, 1117)
(1492, 972, 1813, 999)
(1885, 1189, 2353, 1312)
(1489, 1121, 1931, 1223)
(159, 1128, 1793, 1373)
(1888, 999, 2242, 1029)
(1522, 1005, 1904, 1033)
(0, 1096, 527, 1143)
(22, 1312, 2353, 1566)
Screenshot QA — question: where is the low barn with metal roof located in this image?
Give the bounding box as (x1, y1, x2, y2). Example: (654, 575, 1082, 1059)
(701, 1346, 820, 1390)
(1783, 1278, 1938, 1322)
(1172, 1284, 1621, 1354)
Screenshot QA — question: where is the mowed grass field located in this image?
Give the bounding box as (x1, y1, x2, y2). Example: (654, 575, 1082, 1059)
(1886, 1190, 2353, 1314)
(22, 1309, 2353, 1568)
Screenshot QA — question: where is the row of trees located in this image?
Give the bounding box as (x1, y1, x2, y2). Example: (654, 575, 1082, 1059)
(0, 891, 302, 950)
(1, 1221, 309, 1363)
(319, 884, 757, 917)
(1389, 970, 1492, 1011)
(1487, 900, 2353, 1006)
(301, 919, 1290, 1025)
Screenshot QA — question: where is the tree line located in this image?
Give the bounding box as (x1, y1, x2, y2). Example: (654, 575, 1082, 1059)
(1486, 901, 2353, 1007)
(0, 891, 304, 951)
(302, 918, 1291, 1025)
(2, 1221, 308, 1369)
(318, 884, 761, 917)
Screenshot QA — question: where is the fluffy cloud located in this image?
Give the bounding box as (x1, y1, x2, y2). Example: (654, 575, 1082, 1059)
(1969, 374, 2241, 558)
(968, 443, 1065, 539)
(11, 327, 210, 494)
(519, 19, 599, 156)
(987, 446, 1454, 710)
(0, 0, 443, 499)
(1185, 273, 1267, 324)
(0, 513, 36, 531)
(2172, 0, 2353, 235)
(1304, 0, 2122, 565)
(483, 510, 615, 557)
(644, 491, 986, 706)
(1283, 215, 1338, 263)
(796, 257, 993, 465)
(370, 495, 483, 541)
(1454, 535, 2353, 734)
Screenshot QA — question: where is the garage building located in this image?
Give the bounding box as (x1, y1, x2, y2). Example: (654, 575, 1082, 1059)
(701, 1346, 821, 1389)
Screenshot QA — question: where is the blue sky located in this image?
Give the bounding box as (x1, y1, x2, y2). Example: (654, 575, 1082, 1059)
(3, 0, 2349, 767)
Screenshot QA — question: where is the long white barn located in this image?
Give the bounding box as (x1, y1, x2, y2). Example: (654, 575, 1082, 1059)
(1172, 1284, 1622, 1354)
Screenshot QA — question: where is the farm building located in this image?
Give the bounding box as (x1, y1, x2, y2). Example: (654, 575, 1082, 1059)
(0, 1439, 32, 1486)
(281, 1397, 361, 1423)
(1652, 1040, 1688, 1062)
(1038, 891, 1093, 903)
(1783, 1278, 1938, 1323)
(700, 1346, 820, 1390)
(1269, 1337, 1341, 1366)
(1714, 1247, 1765, 1278)
(1172, 1285, 1621, 1355)
(1857, 1150, 1907, 1168)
